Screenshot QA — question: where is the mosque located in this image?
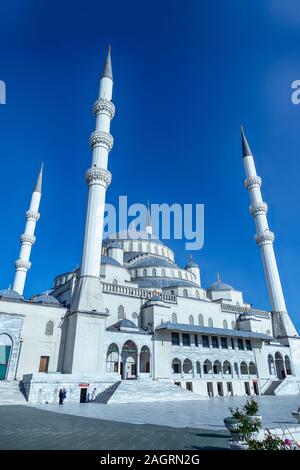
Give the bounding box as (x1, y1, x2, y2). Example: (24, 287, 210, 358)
(0, 48, 299, 404)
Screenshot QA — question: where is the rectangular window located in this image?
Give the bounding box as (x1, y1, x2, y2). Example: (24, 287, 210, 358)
(231, 338, 235, 349)
(221, 337, 228, 349)
(202, 335, 209, 348)
(182, 333, 190, 346)
(171, 332, 180, 346)
(245, 340, 252, 351)
(194, 335, 198, 347)
(238, 339, 244, 350)
(212, 336, 219, 349)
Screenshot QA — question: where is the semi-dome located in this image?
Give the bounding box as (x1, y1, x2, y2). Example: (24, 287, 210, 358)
(113, 318, 138, 329)
(185, 257, 199, 269)
(101, 255, 122, 267)
(31, 294, 61, 305)
(0, 289, 23, 300)
(208, 280, 234, 291)
(130, 256, 177, 269)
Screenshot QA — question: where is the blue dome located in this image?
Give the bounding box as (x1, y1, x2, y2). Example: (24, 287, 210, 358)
(208, 280, 234, 291)
(114, 319, 138, 329)
(137, 278, 197, 289)
(32, 294, 61, 305)
(109, 240, 123, 249)
(101, 255, 122, 267)
(0, 289, 23, 300)
(130, 256, 177, 269)
(185, 260, 198, 269)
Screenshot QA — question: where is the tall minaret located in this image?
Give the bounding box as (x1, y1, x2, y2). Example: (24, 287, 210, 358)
(71, 47, 114, 314)
(145, 201, 153, 236)
(13, 164, 43, 295)
(241, 127, 297, 337)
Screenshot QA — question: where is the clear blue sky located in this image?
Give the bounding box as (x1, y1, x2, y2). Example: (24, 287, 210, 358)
(0, 1, 299, 330)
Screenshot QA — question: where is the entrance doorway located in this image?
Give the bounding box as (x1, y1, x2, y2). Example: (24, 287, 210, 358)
(275, 352, 286, 379)
(186, 382, 193, 392)
(0, 334, 12, 380)
(217, 382, 224, 396)
(207, 382, 214, 397)
(244, 382, 251, 395)
(39, 356, 49, 373)
(253, 381, 259, 395)
(80, 388, 87, 403)
(121, 340, 138, 380)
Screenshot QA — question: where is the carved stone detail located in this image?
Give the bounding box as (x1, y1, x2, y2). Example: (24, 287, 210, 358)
(249, 202, 268, 217)
(255, 230, 275, 246)
(93, 99, 115, 119)
(85, 167, 112, 188)
(15, 258, 31, 270)
(89, 131, 113, 151)
(26, 210, 40, 222)
(244, 175, 262, 190)
(20, 233, 36, 245)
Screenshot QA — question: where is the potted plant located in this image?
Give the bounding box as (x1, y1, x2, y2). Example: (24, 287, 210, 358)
(229, 413, 262, 449)
(291, 406, 300, 423)
(224, 407, 244, 432)
(244, 399, 262, 424)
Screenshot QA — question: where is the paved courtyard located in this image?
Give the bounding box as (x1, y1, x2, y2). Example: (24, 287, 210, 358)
(33, 395, 300, 429)
(0, 405, 228, 450)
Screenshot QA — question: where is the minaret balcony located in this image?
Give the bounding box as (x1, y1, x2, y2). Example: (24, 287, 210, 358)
(89, 130, 113, 151)
(244, 175, 262, 190)
(255, 230, 275, 247)
(249, 202, 268, 217)
(93, 99, 115, 120)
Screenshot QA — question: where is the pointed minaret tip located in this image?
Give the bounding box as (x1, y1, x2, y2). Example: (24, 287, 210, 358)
(146, 201, 152, 227)
(102, 45, 113, 80)
(34, 162, 43, 193)
(217, 272, 221, 283)
(241, 125, 252, 158)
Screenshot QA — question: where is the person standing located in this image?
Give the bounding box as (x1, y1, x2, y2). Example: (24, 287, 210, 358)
(91, 387, 97, 401)
(58, 389, 64, 405)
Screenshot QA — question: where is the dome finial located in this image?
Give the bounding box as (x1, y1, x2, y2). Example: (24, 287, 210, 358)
(217, 272, 221, 283)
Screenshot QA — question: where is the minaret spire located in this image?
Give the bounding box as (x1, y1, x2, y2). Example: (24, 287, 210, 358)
(70, 48, 115, 314)
(242, 127, 297, 337)
(12, 165, 43, 295)
(146, 201, 152, 235)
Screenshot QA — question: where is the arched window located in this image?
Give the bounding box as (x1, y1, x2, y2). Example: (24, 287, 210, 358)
(172, 358, 181, 374)
(155, 245, 159, 254)
(268, 354, 275, 375)
(196, 361, 201, 375)
(240, 361, 248, 375)
(189, 315, 194, 325)
(203, 359, 212, 374)
(223, 361, 231, 375)
(285, 355, 292, 375)
(223, 320, 228, 329)
(198, 314, 204, 326)
(138, 242, 142, 252)
(170, 289, 175, 295)
(152, 268, 156, 277)
(147, 244, 151, 253)
(172, 312, 177, 323)
(118, 305, 125, 320)
(249, 362, 257, 375)
(213, 360, 221, 374)
(140, 346, 150, 373)
(208, 317, 213, 327)
(183, 358, 193, 374)
(234, 362, 239, 377)
(0, 334, 13, 380)
(171, 270, 175, 277)
(129, 242, 133, 251)
(231, 321, 236, 330)
(195, 290, 200, 298)
(185, 273, 188, 279)
(45, 321, 54, 336)
(143, 269, 147, 277)
(183, 289, 188, 298)
(178, 271, 182, 279)
(134, 270, 138, 277)
(106, 343, 119, 373)
(275, 352, 285, 379)
(132, 312, 138, 319)
(113, 279, 118, 285)
(266, 329, 271, 336)
(162, 268, 166, 277)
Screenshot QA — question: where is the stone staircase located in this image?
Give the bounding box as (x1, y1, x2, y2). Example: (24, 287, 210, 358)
(0, 381, 28, 405)
(105, 380, 206, 404)
(94, 381, 121, 404)
(262, 380, 282, 395)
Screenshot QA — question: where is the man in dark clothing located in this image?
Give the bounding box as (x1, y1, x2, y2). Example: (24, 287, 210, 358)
(58, 389, 64, 405)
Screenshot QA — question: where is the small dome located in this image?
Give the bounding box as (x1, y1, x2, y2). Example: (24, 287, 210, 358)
(185, 256, 198, 269)
(31, 294, 61, 305)
(208, 280, 234, 291)
(114, 319, 138, 329)
(101, 255, 122, 267)
(109, 240, 123, 249)
(0, 289, 23, 300)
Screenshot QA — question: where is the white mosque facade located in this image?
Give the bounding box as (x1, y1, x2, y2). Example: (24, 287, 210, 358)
(1, 49, 300, 404)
